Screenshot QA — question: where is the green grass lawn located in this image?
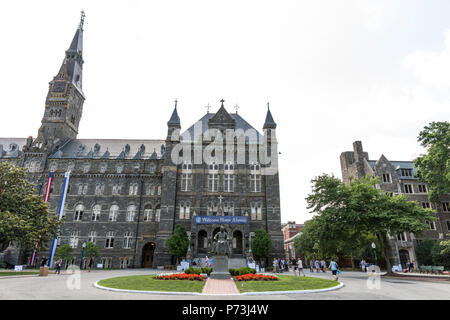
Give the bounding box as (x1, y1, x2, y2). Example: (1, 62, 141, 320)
(0, 271, 39, 277)
(236, 275, 339, 293)
(97, 275, 205, 293)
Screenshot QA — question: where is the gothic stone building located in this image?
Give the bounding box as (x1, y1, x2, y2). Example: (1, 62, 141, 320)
(0, 18, 283, 269)
(340, 141, 450, 269)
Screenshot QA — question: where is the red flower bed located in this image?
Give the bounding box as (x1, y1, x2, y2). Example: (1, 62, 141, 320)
(235, 273, 278, 281)
(155, 273, 203, 281)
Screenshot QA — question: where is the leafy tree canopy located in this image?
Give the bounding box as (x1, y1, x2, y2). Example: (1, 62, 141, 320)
(414, 121, 450, 202)
(166, 224, 189, 264)
(251, 229, 273, 261)
(0, 162, 61, 249)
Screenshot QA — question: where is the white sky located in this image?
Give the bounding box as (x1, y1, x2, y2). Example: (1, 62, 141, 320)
(0, 0, 449, 224)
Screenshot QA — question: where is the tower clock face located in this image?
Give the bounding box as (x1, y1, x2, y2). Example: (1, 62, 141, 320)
(52, 81, 66, 92)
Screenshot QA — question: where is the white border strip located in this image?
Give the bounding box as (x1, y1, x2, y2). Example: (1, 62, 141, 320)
(94, 280, 344, 296)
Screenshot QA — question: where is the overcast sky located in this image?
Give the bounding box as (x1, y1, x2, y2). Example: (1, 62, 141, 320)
(1, 0, 449, 224)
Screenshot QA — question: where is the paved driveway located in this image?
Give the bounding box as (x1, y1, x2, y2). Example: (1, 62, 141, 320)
(0, 269, 448, 300)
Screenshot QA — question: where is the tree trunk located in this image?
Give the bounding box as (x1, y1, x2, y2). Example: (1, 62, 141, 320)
(377, 233, 392, 274)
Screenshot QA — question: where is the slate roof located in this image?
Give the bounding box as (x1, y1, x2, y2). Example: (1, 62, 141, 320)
(263, 108, 277, 128)
(367, 160, 418, 179)
(181, 113, 264, 144)
(48, 139, 165, 160)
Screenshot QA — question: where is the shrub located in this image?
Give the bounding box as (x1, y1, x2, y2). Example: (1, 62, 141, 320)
(155, 273, 203, 281)
(235, 273, 278, 281)
(201, 267, 212, 275)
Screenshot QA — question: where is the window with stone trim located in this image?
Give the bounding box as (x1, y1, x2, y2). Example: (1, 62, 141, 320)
(105, 231, 115, 248)
(143, 205, 153, 222)
(426, 220, 436, 230)
(250, 163, 261, 192)
(88, 231, 97, 243)
(129, 183, 138, 196)
(442, 202, 450, 213)
(224, 202, 234, 216)
(181, 162, 193, 192)
(155, 205, 161, 222)
(421, 202, 431, 209)
(126, 205, 136, 222)
(91, 204, 101, 221)
(179, 202, 191, 220)
(74, 204, 84, 221)
(208, 162, 219, 192)
(123, 232, 133, 249)
(109, 205, 119, 221)
(101, 257, 112, 269)
(112, 184, 121, 196)
(157, 185, 161, 195)
(95, 183, 105, 195)
(418, 184, 427, 193)
(382, 173, 391, 183)
(69, 231, 79, 248)
(224, 162, 234, 192)
(404, 184, 413, 194)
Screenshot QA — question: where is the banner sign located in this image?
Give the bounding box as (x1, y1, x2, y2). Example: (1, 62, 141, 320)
(48, 171, 71, 268)
(193, 216, 248, 225)
(30, 172, 54, 266)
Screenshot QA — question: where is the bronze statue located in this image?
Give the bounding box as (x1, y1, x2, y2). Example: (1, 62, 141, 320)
(213, 226, 231, 256)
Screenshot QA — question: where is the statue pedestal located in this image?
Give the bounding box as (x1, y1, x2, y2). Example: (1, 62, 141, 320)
(210, 255, 231, 279)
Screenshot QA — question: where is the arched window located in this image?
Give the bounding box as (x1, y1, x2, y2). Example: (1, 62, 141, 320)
(179, 202, 191, 220)
(91, 204, 101, 221)
(112, 184, 121, 195)
(109, 205, 119, 221)
(74, 204, 84, 221)
(126, 205, 136, 222)
(129, 183, 138, 196)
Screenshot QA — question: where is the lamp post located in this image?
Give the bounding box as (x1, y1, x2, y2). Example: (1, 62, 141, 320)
(80, 242, 86, 270)
(371, 242, 377, 266)
(186, 231, 192, 261)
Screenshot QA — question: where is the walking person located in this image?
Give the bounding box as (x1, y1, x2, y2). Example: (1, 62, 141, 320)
(205, 256, 209, 268)
(88, 257, 93, 272)
(315, 259, 320, 272)
(328, 258, 339, 281)
(298, 258, 306, 277)
(291, 258, 297, 276)
(409, 261, 414, 273)
(321, 260, 327, 273)
(309, 260, 314, 272)
(55, 258, 62, 274)
(273, 258, 278, 273)
(360, 259, 366, 272)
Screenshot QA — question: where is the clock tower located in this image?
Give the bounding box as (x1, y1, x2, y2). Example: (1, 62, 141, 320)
(31, 12, 86, 153)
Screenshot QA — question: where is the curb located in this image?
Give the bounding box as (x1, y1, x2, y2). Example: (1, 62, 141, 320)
(240, 281, 344, 295)
(93, 281, 202, 295)
(93, 280, 344, 296)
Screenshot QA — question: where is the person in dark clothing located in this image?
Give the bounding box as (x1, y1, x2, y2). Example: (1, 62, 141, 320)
(55, 258, 62, 274)
(88, 257, 94, 272)
(40, 256, 48, 267)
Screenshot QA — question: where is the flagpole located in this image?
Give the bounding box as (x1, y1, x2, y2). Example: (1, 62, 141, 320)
(48, 171, 70, 268)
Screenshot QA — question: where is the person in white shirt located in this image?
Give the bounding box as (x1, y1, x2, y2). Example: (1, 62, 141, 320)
(297, 258, 305, 277)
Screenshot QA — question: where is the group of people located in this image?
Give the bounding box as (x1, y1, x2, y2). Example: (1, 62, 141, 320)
(272, 257, 290, 273)
(308, 259, 328, 273)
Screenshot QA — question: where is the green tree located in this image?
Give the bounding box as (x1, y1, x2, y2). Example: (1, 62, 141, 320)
(414, 239, 436, 266)
(306, 174, 435, 273)
(84, 241, 100, 259)
(56, 244, 72, 265)
(414, 121, 450, 203)
(251, 229, 273, 264)
(0, 162, 61, 253)
(434, 240, 450, 269)
(166, 224, 189, 265)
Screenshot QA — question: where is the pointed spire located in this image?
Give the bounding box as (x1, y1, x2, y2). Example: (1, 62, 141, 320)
(263, 102, 277, 129)
(167, 99, 181, 127)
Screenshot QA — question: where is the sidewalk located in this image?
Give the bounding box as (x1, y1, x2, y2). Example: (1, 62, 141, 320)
(201, 278, 240, 295)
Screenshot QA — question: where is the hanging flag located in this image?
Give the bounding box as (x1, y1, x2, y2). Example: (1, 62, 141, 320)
(48, 171, 71, 268)
(30, 172, 55, 266)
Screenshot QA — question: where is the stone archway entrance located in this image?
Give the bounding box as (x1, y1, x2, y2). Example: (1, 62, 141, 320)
(399, 249, 410, 270)
(142, 242, 155, 268)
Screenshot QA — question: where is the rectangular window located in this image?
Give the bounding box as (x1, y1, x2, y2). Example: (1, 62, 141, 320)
(224, 174, 234, 192)
(443, 202, 450, 212)
(401, 169, 413, 177)
(397, 232, 406, 241)
(208, 174, 218, 192)
(382, 174, 391, 183)
(426, 221, 436, 230)
(404, 184, 413, 194)
(418, 184, 427, 193)
(422, 202, 431, 209)
(447, 221, 450, 231)
(181, 174, 192, 192)
(105, 237, 114, 249)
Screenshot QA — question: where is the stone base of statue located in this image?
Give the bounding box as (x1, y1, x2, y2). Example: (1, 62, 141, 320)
(209, 255, 231, 279)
